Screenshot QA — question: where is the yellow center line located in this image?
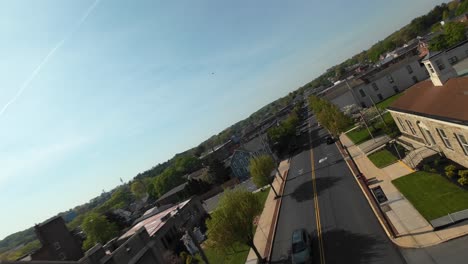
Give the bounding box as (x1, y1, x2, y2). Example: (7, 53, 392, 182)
(310, 148, 326, 264)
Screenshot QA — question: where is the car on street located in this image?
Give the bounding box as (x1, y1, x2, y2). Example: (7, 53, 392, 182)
(326, 136, 334, 144)
(291, 228, 312, 264)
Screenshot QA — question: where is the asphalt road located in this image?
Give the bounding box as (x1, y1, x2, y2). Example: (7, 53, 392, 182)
(270, 116, 405, 264)
(401, 234, 468, 264)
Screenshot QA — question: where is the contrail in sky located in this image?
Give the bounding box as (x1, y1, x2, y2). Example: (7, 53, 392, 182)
(0, 0, 101, 117)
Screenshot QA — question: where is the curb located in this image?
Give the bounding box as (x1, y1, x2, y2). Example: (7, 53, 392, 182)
(335, 140, 400, 243)
(266, 163, 290, 262)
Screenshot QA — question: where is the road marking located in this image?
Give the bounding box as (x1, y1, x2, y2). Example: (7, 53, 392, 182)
(318, 157, 328, 163)
(310, 148, 326, 264)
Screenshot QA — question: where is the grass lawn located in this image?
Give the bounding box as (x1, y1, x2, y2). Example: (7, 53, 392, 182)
(368, 149, 399, 168)
(376, 93, 404, 110)
(200, 187, 271, 264)
(392, 172, 468, 220)
(346, 112, 397, 145)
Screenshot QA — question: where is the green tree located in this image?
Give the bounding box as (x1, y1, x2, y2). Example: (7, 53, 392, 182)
(249, 155, 279, 197)
(82, 213, 118, 250)
(174, 155, 202, 174)
(456, 0, 468, 16)
(205, 189, 263, 260)
(194, 145, 206, 157)
(445, 22, 467, 47)
(443, 10, 450, 20)
(206, 159, 230, 184)
(131, 180, 146, 200)
(97, 187, 133, 213)
(308, 95, 352, 136)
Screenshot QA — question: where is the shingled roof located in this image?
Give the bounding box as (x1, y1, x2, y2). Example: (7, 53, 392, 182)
(388, 77, 468, 125)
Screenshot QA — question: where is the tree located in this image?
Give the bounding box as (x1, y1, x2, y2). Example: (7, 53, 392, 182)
(445, 22, 467, 47)
(184, 179, 211, 197)
(97, 187, 134, 213)
(308, 95, 353, 136)
(174, 155, 202, 174)
(249, 155, 279, 197)
(82, 213, 118, 250)
(206, 159, 230, 184)
(130, 180, 146, 200)
(194, 145, 206, 157)
(205, 189, 263, 260)
(429, 22, 467, 50)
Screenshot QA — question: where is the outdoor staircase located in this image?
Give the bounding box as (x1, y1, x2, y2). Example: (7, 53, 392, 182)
(402, 146, 439, 169)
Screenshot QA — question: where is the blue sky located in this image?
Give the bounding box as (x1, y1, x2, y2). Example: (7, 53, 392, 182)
(0, 0, 445, 240)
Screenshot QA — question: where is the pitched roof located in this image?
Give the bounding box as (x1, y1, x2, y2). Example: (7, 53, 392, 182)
(156, 182, 188, 202)
(118, 199, 191, 240)
(388, 78, 468, 125)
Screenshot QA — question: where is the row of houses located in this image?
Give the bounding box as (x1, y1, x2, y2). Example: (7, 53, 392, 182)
(318, 38, 468, 112)
(2, 198, 207, 264)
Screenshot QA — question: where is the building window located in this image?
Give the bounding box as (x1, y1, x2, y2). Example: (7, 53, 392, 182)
(448, 56, 458, 65)
(53, 242, 61, 250)
(393, 85, 399, 93)
(397, 117, 407, 132)
(372, 83, 379, 91)
(435, 59, 445, 71)
(436, 128, 453, 149)
(386, 75, 394, 83)
(412, 76, 418, 84)
(406, 120, 417, 135)
(455, 133, 468, 155)
(359, 89, 366, 97)
(427, 63, 435, 73)
(377, 94, 383, 100)
(406, 65, 413, 74)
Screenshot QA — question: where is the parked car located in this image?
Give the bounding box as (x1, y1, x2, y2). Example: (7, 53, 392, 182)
(291, 228, 312, 264)
(326, 136, 334, 145)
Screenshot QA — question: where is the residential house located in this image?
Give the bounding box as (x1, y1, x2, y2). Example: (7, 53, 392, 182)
(18, 216, 83, 262)
(155, 182, 188, 207)
(3, 199, 207, 264)
(388, 51, 468, 168)
(229, 150, 252, 180)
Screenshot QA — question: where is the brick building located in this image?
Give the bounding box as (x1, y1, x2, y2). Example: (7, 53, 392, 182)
(18, 216, 83, 261)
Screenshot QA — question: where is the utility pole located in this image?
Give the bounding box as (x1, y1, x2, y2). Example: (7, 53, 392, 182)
(364, 86, 387, 127)
(260, 136, 284, 181)
(359, 111, 375, 142)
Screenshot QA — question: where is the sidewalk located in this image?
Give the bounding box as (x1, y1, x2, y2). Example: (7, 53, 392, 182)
(245, 159, 290, 264)
(340, 134, 468, 248)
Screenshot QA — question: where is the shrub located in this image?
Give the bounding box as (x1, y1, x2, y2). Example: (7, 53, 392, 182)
(423, 164, 432, 172)
(458, 170, 468, 186)
(459, 170, 468, 178)
(433, 158, 440, 167)
(445, 165, 457, 178)
(458, 176, 468, 186)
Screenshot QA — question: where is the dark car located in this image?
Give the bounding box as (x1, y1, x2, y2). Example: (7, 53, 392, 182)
(291, 229, 312, 264)
(326, 136, 334, 144)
